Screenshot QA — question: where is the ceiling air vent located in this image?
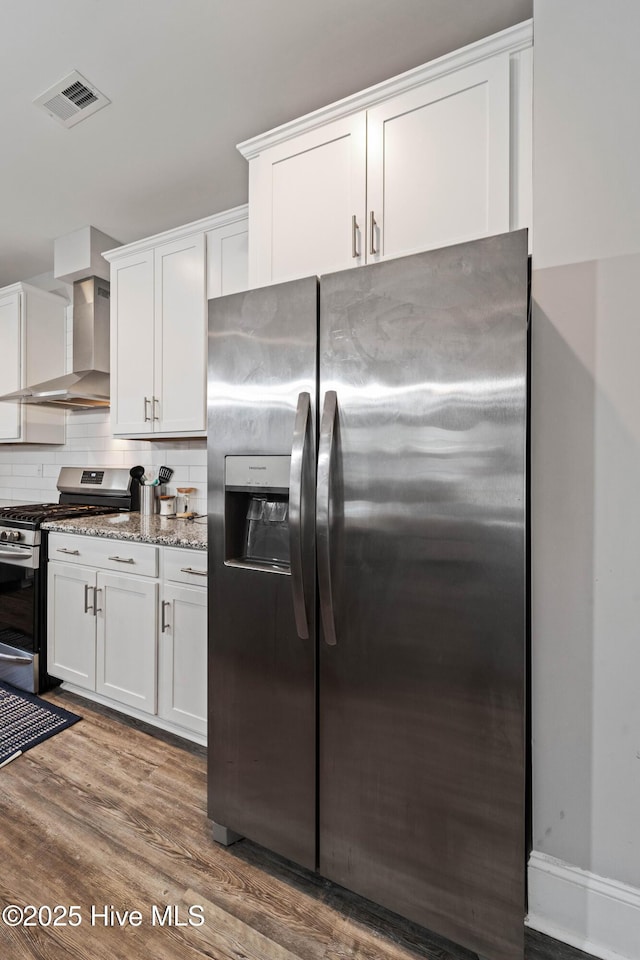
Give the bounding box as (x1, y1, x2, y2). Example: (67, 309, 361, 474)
(34, 70, 110, 128)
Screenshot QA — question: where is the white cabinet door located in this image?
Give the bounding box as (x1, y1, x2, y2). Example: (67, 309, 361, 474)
(154, 234, 206, 434)
(48, 564, 97, 690)
(95, 571, 158, 714)
(0, 285, 66, 444)
(0, 292, 22, 441)
(243, 28, 532, 284)
(367, 55, 511, 262)
(248, 113, 367, 286)
(206, 217, 248, 299)
(110, 250, 155, 435)
(158, 582, 207, 736)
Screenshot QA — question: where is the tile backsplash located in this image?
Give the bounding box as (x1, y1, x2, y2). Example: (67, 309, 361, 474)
(0, 411, 207, 513)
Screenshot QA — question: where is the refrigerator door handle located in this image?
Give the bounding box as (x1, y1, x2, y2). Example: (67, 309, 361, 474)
(289, 391, 311, 639)
(317, 389, 338, 646)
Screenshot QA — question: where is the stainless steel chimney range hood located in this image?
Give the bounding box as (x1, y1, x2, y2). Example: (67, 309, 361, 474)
(0, 276, 110, 410)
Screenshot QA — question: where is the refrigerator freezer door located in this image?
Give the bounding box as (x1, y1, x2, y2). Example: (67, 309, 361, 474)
(318, 231, 528, 960)
(207, 276, 318, 869)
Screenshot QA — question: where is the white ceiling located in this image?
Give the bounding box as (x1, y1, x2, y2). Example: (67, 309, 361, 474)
(0, 0, 532, 288)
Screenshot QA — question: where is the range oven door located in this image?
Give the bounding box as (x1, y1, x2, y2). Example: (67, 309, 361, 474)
(0, 545, 40, 693)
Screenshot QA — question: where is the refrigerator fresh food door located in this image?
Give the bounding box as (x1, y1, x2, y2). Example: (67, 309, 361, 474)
(207, 276, 318, 869)
(318, 231, 528, 960)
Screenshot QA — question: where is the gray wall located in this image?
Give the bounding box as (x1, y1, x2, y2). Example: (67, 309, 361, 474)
(532, 0, 640, 889)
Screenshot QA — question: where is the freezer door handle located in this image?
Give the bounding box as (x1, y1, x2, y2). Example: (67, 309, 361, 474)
(289, 391, 311, 639)
(317, 389, 338, 646)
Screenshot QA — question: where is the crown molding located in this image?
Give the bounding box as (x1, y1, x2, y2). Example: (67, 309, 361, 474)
(238, 19, 533, 160)
(103, 204, 248, 262)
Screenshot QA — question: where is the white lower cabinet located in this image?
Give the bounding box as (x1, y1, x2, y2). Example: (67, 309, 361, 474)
(158, 546, 208, 738)
(158, 582, 207, 736)
(48, 561, 158, 715)
(48, 563, 97, 691)
(47, 534, 207, 743)
(96, 572, 158, 713)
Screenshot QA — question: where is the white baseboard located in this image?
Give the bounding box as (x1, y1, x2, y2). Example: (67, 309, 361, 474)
(527, 851, 640, 960)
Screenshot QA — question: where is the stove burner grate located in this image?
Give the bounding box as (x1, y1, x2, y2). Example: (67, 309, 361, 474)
(0, 503, 121, 527)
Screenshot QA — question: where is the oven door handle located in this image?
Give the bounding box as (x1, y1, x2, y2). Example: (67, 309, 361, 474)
(0, 546, 33, 559)
(0, 652, 33, 665)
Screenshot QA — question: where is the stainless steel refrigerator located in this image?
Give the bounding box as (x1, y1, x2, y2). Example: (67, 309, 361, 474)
(207, 230, 529, 960)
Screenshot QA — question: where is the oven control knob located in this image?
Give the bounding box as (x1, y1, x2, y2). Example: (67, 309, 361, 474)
(3, 530, 20, 542)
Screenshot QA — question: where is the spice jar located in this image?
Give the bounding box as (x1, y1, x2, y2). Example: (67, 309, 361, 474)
(159, 495, 176, 517)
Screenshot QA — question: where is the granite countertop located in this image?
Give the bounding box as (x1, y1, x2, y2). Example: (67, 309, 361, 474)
(42, 512, 207, 550)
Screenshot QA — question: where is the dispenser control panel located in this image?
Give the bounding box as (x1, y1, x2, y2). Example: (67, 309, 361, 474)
(225, 455, 290, 491)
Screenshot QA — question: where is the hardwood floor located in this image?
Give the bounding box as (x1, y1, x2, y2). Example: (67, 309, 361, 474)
(0, 690, 592, 960)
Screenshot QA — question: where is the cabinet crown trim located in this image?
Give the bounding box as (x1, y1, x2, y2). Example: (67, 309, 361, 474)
(103, 204, 248, 262)
(0, 281, 69, 304)
(238, 19, 532, 160)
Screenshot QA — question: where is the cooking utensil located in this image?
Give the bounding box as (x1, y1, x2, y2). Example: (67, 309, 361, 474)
(158, 465, 174, 484)
(130, 465, 145, 484)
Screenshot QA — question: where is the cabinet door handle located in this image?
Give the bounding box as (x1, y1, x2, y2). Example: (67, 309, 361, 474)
(161, 600, 171, 632)
(153, 397, 160, 421)
(84, 583, 94, 614)
(144, 397, 152, 422)
(57, 547, 80, 556)
(351, 215, 360, 258)
(369, 210, 377, 256)
(94, 587, 102, 615)
(108, 556, 135, 564)
(179, 567, 207, 577)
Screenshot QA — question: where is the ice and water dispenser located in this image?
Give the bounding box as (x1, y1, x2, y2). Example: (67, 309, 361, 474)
(224, 455, 291, 572)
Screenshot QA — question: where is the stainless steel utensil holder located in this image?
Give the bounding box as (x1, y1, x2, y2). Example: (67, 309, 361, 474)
(140, 485, 158, 515)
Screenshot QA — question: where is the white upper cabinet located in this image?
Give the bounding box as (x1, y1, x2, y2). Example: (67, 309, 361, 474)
(247, 114, 366, 283)
(105, 206, 247, 438)
(240, 21, 532, 287)
(154, 233, 206, 435)
(206, 212, 249, 299)
(109, 249, 155, 436)
(366, 56, 510, 261)
(0, 283, 66, 444)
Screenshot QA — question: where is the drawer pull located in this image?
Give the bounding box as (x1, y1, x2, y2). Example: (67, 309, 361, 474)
(57, 547, 80, 556)
(108, 556, 135, 564)
(180, 567, 207, 577)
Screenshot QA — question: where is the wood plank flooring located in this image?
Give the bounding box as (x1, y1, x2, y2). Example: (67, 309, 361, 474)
(0, 690, 592, 960)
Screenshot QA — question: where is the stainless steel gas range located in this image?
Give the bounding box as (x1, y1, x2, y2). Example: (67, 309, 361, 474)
(0, 467, 140, 693)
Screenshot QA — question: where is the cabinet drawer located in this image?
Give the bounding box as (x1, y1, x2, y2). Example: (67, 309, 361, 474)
(163, 547, 207, 586)
(48, 533, 158, 577)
